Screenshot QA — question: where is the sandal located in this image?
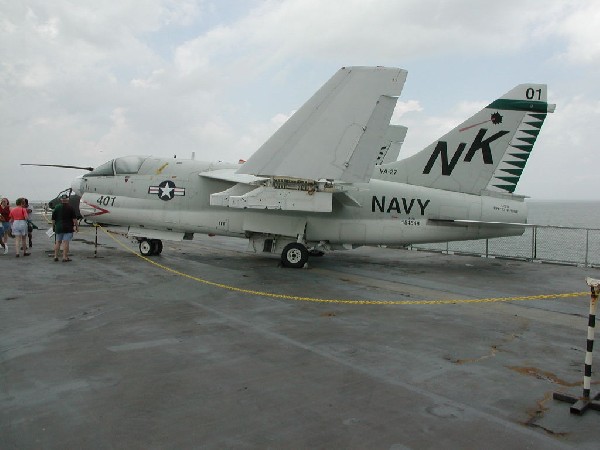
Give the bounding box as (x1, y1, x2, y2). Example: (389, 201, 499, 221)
(23, 253, 30, 256)
(54, 257, 59, 262)
(62, 258, 72, 262)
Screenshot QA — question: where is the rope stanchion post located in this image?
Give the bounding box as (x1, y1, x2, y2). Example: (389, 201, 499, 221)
(553, 277, 600, 415)
(87, 223, 104, 259)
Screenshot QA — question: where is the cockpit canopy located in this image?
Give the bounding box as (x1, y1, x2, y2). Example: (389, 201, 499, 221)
(86, 156, 148, 177)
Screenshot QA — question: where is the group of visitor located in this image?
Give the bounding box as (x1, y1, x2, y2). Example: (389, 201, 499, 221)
(0, 195, 78, 260)
(0, 197, 34, 257)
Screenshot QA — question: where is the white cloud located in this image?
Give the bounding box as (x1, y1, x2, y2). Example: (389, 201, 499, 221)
(392, 100, 423, 121)
(548, 1, 600, 64)
(518, 94, 600, 199)
(393, 100, 487, 159)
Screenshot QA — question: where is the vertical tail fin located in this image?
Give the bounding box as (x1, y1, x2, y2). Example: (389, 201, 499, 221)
(384, 84, 555, 195)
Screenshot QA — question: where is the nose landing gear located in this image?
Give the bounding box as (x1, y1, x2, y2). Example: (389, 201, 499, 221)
(138, 239, 163, 256)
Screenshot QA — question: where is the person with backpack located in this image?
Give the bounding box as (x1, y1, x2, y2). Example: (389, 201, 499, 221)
(51, 194, 79, 262)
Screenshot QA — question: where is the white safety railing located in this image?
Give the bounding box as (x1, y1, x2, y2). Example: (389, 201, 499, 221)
(410, 225, 600, 267)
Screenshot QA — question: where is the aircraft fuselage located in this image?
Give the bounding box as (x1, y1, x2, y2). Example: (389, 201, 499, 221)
(76, 158, 526, 248)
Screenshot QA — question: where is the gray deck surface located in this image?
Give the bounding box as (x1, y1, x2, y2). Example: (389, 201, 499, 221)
(2, 215, 600, 449)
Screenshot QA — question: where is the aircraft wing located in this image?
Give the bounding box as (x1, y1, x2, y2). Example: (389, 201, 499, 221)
(237, 66, 407, 183)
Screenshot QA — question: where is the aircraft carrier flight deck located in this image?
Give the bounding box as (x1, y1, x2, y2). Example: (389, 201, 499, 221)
(2, 214, 600, 449)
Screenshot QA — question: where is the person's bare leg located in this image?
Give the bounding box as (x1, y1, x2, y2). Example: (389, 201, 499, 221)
(54, 240, 61, 260)
(63, 241, 70, 260)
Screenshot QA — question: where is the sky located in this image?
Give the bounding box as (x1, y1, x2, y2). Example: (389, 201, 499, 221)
(2, 0, 600, 201)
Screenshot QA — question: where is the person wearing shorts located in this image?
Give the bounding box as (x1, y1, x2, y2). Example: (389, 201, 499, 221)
(9, 198, 30, 257)
(51, 195, 78, 262)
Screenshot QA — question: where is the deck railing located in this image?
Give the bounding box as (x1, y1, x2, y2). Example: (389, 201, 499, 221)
(410, 225, 600, 267)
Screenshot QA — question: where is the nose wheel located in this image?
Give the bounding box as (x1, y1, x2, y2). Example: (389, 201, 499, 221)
(139, 239, 163, 256)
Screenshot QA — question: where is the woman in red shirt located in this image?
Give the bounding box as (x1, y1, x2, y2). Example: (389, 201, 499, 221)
(9, 198, 30, 257)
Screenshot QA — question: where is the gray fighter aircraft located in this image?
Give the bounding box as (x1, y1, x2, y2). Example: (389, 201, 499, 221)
(66, 66, 554, 267)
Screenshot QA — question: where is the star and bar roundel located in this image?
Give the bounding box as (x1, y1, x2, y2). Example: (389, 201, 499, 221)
(148, 180, 185, 201)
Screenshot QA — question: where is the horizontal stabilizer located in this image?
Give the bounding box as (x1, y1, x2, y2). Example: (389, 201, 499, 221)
(429, 219, 527, 228)
(237, 66, 407, 182)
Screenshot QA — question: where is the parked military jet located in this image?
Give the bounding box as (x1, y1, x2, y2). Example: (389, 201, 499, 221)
(64, 66, 554, 267)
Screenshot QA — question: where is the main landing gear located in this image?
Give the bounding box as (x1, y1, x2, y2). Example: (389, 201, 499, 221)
(281, 242, 309, 268)
(138, 239, 163, 256)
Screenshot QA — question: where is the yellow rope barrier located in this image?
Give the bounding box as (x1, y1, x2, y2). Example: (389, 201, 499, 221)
(97, 225, 588, 306)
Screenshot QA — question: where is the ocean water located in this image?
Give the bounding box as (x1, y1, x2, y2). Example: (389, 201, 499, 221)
(525, 201, 600, 265)
(527, 200, 600, 229)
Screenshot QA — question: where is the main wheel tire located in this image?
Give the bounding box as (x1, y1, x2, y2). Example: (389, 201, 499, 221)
(139, 239, 153, 256)
(151, 239, 163, 255)
(281, 243, 308, 268)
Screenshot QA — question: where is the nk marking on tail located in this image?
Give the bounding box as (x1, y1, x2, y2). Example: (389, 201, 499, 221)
(382, 83, 555, 195)
(422, 127, 510, 176)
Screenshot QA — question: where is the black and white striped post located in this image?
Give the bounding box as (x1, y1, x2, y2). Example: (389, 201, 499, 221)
(553, 277, 600, 415)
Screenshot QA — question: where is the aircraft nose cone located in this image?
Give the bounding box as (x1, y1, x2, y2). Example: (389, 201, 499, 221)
(71, 175, 85, 196)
